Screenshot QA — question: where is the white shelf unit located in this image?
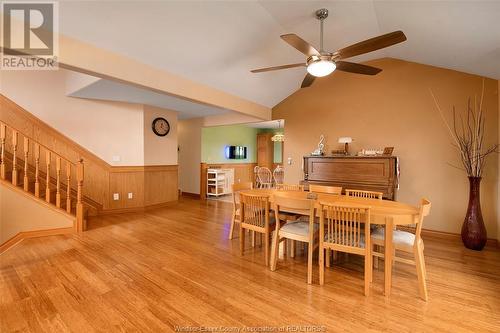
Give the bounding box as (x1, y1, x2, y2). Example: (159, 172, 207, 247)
(207, 169, 234, 197)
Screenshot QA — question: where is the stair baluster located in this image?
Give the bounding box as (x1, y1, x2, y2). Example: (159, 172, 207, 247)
(0, 123, 5, 179)
(66, 162, 71, 213)
(12, 130, 18, 186)
(56, 156, 61, 208)
(76, 160, 84, 232)
(46, 150, 51, 203)
(34, 143, 40, 197)
(23, 137, 29, 191)
(0, 120, 86, 231)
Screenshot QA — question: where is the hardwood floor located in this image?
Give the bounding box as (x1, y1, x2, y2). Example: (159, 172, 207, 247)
(1, 197, 499, 332)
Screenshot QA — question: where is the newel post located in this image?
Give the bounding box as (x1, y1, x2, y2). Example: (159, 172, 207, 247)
(76, 159, 85, 232)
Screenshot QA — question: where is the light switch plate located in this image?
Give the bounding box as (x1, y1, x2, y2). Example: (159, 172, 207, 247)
(112, 155, 121, 162)
(113, 193, 119, 201)
(128, 192, 133, 199)
(287, 157, 292, 165)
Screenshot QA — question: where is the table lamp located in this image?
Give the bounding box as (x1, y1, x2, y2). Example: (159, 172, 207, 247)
(338, 137, 353, 155)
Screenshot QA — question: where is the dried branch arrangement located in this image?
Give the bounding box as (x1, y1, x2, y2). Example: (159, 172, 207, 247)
(430, 81, 498, 177)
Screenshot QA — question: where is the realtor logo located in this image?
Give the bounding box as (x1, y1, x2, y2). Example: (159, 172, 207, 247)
(1, 1, 58, 70)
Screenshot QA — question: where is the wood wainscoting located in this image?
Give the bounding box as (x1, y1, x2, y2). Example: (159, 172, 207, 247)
(200, 163, 257, 199)
(0, 95, 178, 214)
(107, 165, 178, 213)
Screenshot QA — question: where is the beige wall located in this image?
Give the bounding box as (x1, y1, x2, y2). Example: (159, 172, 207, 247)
(178, 118, 203, 194)
(0, 183, 74, 243)
(0, 69, 180, 167)
(0, 69, 145, 166)
(274, 58, 499, 237)
(143, 105, 178, 165)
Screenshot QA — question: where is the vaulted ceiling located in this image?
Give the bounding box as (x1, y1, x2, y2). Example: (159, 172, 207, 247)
(59, 1, 500, 108)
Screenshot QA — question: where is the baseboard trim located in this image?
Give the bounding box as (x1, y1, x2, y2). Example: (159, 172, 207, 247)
(422, 228, 498, 248)
(181, 192, 201, 199)
(98, 200, 179, 215)
(0, 226, 74, 254)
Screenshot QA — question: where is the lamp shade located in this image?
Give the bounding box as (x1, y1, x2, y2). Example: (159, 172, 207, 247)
(338, 137, 353, 144)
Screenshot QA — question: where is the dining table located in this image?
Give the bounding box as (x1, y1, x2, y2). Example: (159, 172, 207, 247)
(239, 188, 420, 296)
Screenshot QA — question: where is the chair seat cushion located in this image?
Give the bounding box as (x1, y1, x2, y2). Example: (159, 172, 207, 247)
(280, 221, 318, 236)
(324, 233, 365, 248)
(371, 228, 415, 247)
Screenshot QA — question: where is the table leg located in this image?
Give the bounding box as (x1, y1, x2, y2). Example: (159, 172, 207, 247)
(384, 217, 394, 296)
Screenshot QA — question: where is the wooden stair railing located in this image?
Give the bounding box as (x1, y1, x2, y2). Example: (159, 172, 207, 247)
(0, 121, 85, 232)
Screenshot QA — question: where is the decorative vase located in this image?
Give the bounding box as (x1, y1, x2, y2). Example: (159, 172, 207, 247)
(461, 176, 487, 250)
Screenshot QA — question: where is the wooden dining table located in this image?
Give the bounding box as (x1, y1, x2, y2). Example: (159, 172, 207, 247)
(239, 188, 420, 296)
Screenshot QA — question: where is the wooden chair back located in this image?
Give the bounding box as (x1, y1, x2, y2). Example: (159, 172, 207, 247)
(396, 198, 431, 243)
(272, 166, 284, 185)
(253, 166, 260, 188)
(276, 184, 304, 191)
(309, 184, 342, 195)
(231, 182, 253, 206)
(319, 202, 371, 254)
(257, 167, 272, 188)
(415, 198, 431, 241)
(240, 193, 270, 229)
(274, 195, 315, 237)
(346, 189, 383, 200)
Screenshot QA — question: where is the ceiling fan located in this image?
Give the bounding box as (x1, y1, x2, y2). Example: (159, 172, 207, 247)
(251, 8, 407, 88)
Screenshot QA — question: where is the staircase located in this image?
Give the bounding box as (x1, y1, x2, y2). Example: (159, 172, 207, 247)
(0, 122, 85, 233)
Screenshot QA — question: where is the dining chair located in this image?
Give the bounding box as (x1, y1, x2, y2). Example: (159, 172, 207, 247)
(272, 165, 284, 186)
(318, 202, 372, 296)
(253, 166, 261, 188)
(257, 167, 273, 188)
(346, 189, 383, 200)
(345, 189, 383, 265)
(228, 182, 254, 240)
(270, 195, 317, 284)
(239, 193, 275, 266)
(276, 184, 304, 191)
(371, 198, 431, 300)
(309, 184, 342, 195)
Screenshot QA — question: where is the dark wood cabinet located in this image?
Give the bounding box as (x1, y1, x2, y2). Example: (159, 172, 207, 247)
(301, 156, 399, 200)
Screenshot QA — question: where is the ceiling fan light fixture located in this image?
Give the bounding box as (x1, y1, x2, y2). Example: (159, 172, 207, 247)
(307, 59, 336, 77)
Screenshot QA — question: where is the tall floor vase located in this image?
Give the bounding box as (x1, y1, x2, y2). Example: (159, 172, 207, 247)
(461, 177, 487, 250)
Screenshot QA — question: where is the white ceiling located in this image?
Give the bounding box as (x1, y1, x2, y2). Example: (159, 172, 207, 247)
(58, 1, 500, 109)
(68, 78, 229, 120)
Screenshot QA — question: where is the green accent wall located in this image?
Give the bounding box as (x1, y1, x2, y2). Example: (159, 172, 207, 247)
(202, 125, 260, 163)
(201, 125, 283, 164)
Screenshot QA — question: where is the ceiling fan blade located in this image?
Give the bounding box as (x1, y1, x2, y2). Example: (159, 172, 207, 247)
(251, 63, 305, 73)
(281, 34, 319, 57)
(335, 31, 407, 60)
(301, 73, 315, 88)
(335, 61, 382, 75)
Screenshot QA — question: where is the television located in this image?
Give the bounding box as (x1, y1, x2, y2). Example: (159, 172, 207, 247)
(225, 146, 247, 159)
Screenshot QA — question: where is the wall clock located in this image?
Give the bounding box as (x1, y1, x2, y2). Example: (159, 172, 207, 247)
(152, 117, 170, 137)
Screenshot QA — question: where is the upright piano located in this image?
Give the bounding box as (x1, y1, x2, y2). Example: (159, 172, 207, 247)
(301, 155, 399, 200)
